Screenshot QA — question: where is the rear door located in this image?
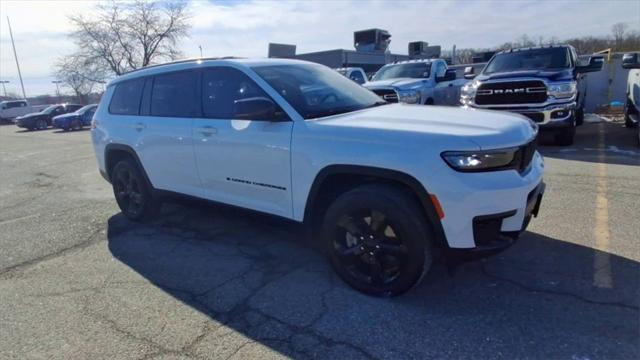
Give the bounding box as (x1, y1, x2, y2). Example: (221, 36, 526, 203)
(193, 66, 293, 218)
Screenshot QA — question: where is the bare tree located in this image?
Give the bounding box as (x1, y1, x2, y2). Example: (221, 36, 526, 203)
(611, 22, 628, 49)
(67, 0, 190, 76)
(53, 55, 107, 104)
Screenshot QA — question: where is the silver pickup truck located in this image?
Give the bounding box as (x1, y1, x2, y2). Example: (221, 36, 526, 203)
(364, 59, 465, 106)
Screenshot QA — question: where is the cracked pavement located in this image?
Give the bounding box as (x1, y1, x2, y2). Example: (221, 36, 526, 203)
(1, 119, 639, 359)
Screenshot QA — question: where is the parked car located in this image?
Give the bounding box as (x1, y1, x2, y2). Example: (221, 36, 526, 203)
(461, 45, 604, 145)
(335, 67, 368, 85)
(15, 104, 83, 130)
(0, 100, 48, 123)
(621, 52, 640, 144)
(52, 104, 98, 131)
(92, 58, 544, 296)
(364, 59, 464, 105)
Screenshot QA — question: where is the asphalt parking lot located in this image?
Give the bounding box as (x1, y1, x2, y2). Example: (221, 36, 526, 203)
(1, 118, 638, 360)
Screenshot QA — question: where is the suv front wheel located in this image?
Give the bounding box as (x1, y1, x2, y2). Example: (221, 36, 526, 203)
(111, 158, 159, 221)
(320, 184, 434, 296)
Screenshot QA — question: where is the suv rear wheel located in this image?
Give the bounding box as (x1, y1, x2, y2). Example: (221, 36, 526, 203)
(111, 158, 159, 221)
(320, 184, 433, 296)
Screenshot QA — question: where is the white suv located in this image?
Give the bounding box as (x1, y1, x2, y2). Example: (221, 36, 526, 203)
(92, 58, 545, 296)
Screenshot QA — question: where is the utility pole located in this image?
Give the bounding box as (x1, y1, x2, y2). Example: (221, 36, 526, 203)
(52, 80, 62, 98)
(7, 17, 26, 100)
(0, 80, 9, 97)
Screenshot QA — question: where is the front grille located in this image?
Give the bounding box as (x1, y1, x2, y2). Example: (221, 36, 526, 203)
(372, 89, 398, 103)
(515, 141, 537, 173)
(521, 112, 544, 123)
(475, 80, 547, 105)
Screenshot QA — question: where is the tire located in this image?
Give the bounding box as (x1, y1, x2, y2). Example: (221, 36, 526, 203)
(575, 107, 584, 126)
(320, 184, 434, 296)
(554, 126, 575, 146)
(111, 158, 159, 221)
(36, 119, 47, 130)
(424, 98, 434, 105)
(71, 119, 82, 131)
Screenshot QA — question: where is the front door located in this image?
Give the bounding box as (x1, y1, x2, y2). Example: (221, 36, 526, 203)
(193, 66, 294, 218)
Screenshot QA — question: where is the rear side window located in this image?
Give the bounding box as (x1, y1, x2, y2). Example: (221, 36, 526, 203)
(109, 79, 145, 115)
(150, 71, 199, 117)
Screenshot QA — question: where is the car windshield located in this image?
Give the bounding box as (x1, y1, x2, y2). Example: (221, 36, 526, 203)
(41, 105, 58, 114)
(75, 105, 96, 114)
(252, 63, 386, 119)
(483, 48, 571, 74)
(372, 63, 431, 81)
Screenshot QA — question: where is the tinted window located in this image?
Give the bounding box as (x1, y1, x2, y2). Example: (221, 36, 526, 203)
(202, 67, 285, 120)
(109, 79, 145, 115)
(350, 71, 366, 84)
(7, 101, 26, 109)
(151, 71, 199, 118)
(484, 48, 570, 74)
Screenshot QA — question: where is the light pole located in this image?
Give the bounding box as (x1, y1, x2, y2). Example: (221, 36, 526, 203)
(0, 80, 9, 97)
(52, 80, 62, 99)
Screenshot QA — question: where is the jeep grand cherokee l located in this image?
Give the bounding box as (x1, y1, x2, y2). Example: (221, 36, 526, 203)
(92, 58, 544, 296)
(461, 45, 603, 145)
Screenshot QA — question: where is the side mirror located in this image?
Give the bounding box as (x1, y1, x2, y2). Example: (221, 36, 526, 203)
(233, 97, 286, 121)
(464, 66, 476, 79)
(622, 53, 640, 69)
(436, 69, 457, 82)
(576, 56, 604, 73)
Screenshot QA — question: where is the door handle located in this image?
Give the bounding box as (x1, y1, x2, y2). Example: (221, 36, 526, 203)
(198, 125, 217, 136)
(134, 122, 146, 131)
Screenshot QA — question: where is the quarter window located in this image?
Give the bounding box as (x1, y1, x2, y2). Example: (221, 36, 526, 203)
(109, 79, 145, 115)
(151, 71, 199, 117)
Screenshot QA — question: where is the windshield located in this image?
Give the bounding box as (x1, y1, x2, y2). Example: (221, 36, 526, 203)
(483, 48, 571, 74)
(76, 104, 96, 114)
(372, 63, 431, 81)
(41, 105, 58, 114)
(252, 63, 385, 119)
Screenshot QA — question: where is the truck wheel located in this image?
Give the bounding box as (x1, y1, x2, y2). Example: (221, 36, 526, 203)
(554, 126, 575, 146)
(575, 107, 584, 126)
(320, 184, 434, 296)
(111, 158, 159, 221)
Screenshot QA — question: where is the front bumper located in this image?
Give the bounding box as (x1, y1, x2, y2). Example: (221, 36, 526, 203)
(467, 101, 576, 127)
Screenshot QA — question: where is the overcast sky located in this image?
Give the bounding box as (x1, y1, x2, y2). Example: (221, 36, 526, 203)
(0, 0, 638, 96)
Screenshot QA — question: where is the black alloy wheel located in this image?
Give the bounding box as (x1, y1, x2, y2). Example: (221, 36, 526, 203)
(322, 185, 433, 296)
(111, 159, 157, 221)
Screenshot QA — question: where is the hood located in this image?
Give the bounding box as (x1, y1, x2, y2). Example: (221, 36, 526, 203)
(17, 112, 44, 120)
(365, 78, 425, 89)
(310, 104, 537, 150)
(475, 69, 574, 82)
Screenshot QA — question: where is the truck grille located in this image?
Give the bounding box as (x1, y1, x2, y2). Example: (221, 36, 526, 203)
(475, 80, 547, 105)
(372, 89, 398, 103)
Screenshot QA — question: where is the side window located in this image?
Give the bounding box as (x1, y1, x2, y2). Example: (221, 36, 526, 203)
(350, 71, 366, 84)
(109, 79, 145, 115)
(150, 71, 199, 118)
(202, 67, 287, 121)
(435, 63, 446, 78)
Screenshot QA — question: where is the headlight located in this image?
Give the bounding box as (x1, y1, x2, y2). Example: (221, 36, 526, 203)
(398, 89, 420, 104)
(460, 81, 479, 105)
(547, 81, 576, 99)
(441, 148, 518, 172)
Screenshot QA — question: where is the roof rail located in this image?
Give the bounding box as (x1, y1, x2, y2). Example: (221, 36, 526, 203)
(122, 57, 244, 76)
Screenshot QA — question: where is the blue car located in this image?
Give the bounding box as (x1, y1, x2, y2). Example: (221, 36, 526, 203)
(52, 104, 98, 131)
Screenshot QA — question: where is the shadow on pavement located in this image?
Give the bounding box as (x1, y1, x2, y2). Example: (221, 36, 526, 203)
(539, 119, 639, 166)
(107, 199, 639, 359)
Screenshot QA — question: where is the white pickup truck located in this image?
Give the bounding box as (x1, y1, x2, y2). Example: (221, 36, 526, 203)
(0, 100, 48, 123)
(364, 59, 465, 105)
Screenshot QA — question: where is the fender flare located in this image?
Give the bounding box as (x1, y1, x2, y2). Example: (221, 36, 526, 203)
(104, 143, 154, 189)
(304, 164, 447, 246)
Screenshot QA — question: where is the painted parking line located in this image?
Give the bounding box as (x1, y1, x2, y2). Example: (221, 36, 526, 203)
(593, 123, 612, 289)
